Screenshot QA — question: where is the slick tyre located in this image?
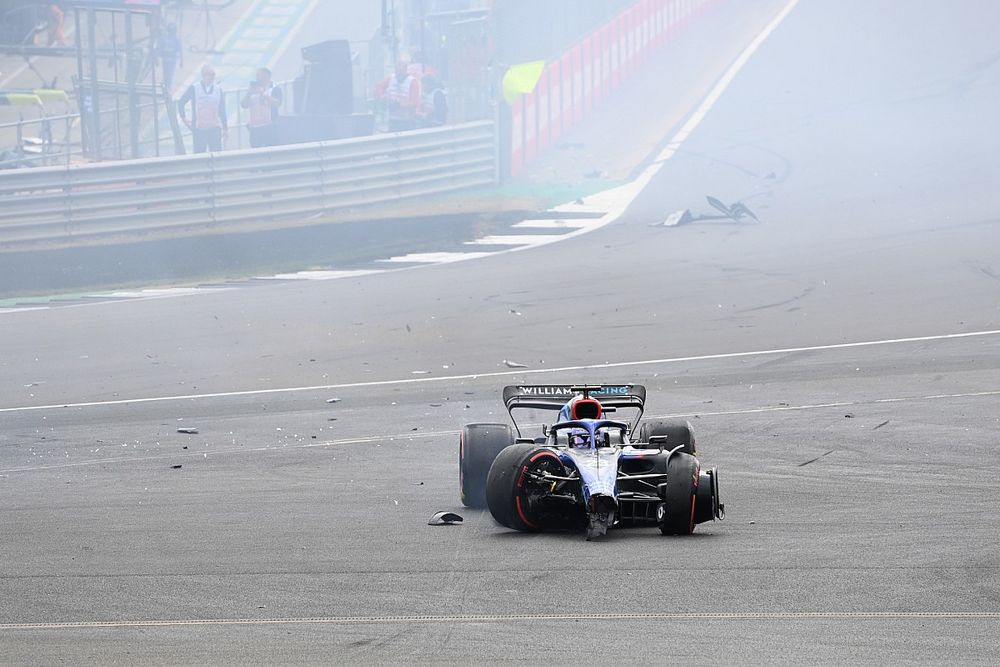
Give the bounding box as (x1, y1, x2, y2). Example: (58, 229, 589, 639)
(658, 452, 700, 535)
(638, 419, 697, 456)
(459, 423, 514, 508)
(486, 444, 567, 532)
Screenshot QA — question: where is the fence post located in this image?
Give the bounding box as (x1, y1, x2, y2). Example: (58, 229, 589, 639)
(65, 115, 72, 166)
(234, 90, 243, 150)
(15, 115, 24, 161)
(493, 103, 501, 183)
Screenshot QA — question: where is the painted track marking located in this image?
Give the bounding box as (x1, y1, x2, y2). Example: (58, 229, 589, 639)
(378, 251, 495, 264)
(464, 235, 567, 246)
(1, 328, 997, 414)
(254, 270, 378, 281)
(2, 611, 998, 631)
(511, 219, 593, 229)
(0, 307, 49, 314)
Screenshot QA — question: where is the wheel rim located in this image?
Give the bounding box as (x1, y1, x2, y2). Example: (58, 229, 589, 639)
(514, 451, 567, 529)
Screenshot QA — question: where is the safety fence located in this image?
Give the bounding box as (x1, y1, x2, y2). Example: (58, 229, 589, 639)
(0, 80, 302, 169)
(0, 112, 77, 169)
(0, 121, 497, 246)
(509, 0, 718, 175)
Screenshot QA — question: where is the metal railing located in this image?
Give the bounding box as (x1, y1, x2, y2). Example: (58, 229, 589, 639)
(0, 97, 162, 168)
(0, 112, 77, 168)
(0, 120, 498, 246)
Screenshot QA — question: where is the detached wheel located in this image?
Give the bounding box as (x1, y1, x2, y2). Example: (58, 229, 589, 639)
(459, 423, 513, 508)
(639, 419, 697, 456)
(486, 444, 572, 532)
(658, 452, 700, 535)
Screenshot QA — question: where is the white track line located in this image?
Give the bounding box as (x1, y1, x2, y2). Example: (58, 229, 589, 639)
(255, 269, 379, 281)
(651, 390, 1000, 420)
(2, 611, 997, 631)
(512, 219, 593, 229)
(105, 287, 231, 298)
(457, 0, 802, 257)
(464, 235, 567, 245)
(0, 307, 49, 315)
(530, 0, 802, 220)
(1, 329, 998, 414)
(642, 0, 802, 178)
(379, 251, 495, 264)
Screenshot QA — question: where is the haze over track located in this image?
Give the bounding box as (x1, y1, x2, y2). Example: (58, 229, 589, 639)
(2, 0, 1000, 663)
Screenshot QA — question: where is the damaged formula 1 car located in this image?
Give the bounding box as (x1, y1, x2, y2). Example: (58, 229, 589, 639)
(458, 385, 725, 540)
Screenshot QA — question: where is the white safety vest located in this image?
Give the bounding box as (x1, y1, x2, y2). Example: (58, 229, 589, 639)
(247, 86, 275, 128)
(194, 83, 222, 130)
(386, 75, 415, 118)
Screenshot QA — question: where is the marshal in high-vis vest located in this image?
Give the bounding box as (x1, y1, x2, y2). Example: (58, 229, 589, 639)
(241, 67, 283, 148)
(178, 65, 229, 153)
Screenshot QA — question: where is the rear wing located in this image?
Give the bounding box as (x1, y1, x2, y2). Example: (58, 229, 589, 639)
(502, 384, 646, 434)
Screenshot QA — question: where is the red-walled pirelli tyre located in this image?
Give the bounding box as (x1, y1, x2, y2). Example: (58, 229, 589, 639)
(638, 419, 697, 456)
(459, 423, 514, 508)
(486, 444, 570, 532)
(658, 452, 700, 535)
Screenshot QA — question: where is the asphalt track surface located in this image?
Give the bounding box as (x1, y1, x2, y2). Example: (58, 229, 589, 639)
(3, 0, 1000, 664)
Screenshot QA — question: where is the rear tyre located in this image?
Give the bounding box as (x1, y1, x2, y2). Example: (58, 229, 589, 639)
(459, 423, 514, 508)
(486, 444, 572, 532)
(658, 452, 700, 535)
(638, 419, 697, 456)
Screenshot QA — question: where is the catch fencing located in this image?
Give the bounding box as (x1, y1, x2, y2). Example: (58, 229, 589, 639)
(509, 0, 718, 175)
(0, 121, 497, 246)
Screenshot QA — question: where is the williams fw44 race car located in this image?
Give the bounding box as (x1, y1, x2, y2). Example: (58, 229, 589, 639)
(459, 385, 725, 540)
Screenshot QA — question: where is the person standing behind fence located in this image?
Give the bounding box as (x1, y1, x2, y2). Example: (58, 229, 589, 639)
(157, 23, 182, 96)
(178, 65, 228, 153)
(241, 67, 282, 148)
(417, 74, 447, 127)
(376, 60, 421, 132)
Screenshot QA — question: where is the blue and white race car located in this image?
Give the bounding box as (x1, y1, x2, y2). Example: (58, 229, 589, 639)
(459, 384, 724, 540)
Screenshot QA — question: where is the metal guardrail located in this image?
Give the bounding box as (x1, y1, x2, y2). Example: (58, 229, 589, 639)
(0, 121, 498, 246)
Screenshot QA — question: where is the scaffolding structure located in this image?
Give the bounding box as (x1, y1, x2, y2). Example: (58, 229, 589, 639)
(72, 1, 168, 160)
